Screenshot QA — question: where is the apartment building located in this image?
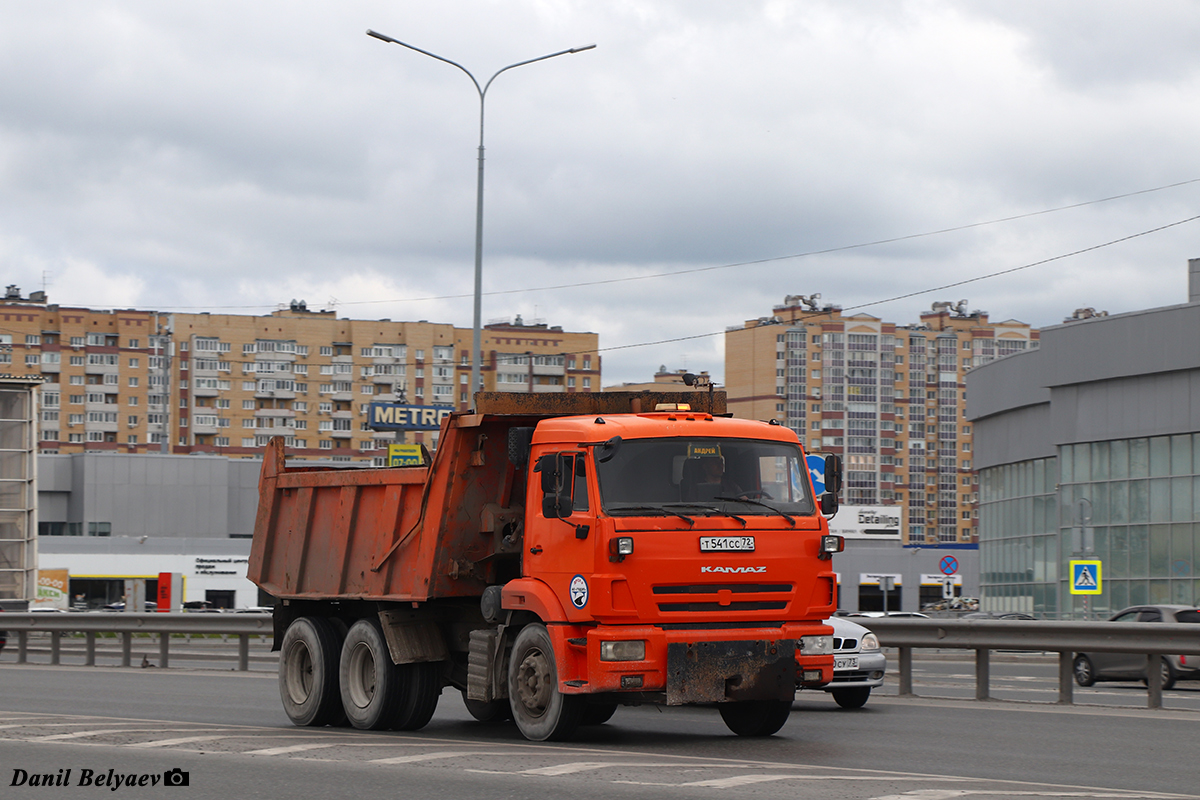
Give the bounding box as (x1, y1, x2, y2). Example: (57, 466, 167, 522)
(725, 295, 1037, 545)
(0, 290, 599, 463)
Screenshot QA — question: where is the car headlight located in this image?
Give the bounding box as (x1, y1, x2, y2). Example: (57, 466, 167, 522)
(860, 632, 880, 651)
(799, 635, 833, 655)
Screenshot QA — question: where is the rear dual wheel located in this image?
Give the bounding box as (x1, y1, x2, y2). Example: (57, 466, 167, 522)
(279, 616, 347, 727)
(339, 618, 441, 731)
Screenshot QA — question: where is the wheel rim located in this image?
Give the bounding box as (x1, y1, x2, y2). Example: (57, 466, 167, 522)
(347, 641, 377, 709)
(283, 640, 314, 705)
(515, 647, 553, 719)
(1074, 659, 1091, 682)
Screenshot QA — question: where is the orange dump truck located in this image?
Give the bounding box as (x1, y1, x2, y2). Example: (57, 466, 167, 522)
(248, 391, 844, 741)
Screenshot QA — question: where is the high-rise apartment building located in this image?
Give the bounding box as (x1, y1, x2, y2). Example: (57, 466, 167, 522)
(725, 295, 1037, 545)
(0, 289, 599, 463)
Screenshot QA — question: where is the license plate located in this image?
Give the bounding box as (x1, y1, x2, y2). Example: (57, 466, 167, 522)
(699, 536, 755, 552)
(834, 656, 859, 671)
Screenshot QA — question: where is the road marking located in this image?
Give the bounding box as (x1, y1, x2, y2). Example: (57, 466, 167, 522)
(245, 743, 340, 756)
(128, 735, 230, 748)
(369, 751, 490, 765)
(30, 728, 150, 741)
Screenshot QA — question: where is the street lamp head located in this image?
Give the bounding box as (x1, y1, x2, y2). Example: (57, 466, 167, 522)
(570, 44, 597, 53)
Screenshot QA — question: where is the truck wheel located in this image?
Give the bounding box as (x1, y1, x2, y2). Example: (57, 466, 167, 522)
(340, 618, 405, 730)
(581, 702, 617, 725)
(462, 690, 512, 723)
(831, 687, 871, 710)
(278, 616, 346, 727)
(718, 700, 792, 737)
(392, 661, 441, 731)
(508, 624, 584, 742)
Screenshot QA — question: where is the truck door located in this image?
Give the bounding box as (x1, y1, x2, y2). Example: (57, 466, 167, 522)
(527, 450, 596, 620)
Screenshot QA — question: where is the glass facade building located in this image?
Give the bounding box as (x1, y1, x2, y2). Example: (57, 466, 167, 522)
(969, 260, 1200, 618)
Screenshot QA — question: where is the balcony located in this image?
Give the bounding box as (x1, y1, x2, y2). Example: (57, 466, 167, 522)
(254, 408, 296, 419)
(330, 428, 353, 439)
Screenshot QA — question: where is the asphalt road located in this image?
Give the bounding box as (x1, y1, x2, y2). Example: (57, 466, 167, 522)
(1, 660, 1197, 800)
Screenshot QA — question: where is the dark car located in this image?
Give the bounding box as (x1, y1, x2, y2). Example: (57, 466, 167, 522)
(1073, 604, 1200, 690)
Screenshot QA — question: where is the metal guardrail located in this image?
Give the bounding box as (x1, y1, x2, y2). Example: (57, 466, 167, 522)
(863, 617, 1200, 709)
(0, 612, 273, 671)
(5, 613, 1199, 709)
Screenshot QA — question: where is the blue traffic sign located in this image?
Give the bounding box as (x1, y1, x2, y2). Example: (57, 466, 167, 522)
(806, 455, 826, 494)
(939, 555, 959, 575)
(1070, 560, 1102, 595)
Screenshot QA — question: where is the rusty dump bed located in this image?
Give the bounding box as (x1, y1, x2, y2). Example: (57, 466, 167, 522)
(248, 391, 723, 604)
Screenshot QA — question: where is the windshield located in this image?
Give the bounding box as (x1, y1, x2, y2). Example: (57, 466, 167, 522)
(595, 437, 815, 516)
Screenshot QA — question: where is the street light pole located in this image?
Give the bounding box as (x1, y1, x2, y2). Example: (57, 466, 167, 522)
(366, 30, 595, 405)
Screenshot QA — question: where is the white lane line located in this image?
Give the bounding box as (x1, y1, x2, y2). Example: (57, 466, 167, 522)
(30, 728, 151, 741)
(369, 751, 490, 765)
(679, 775, 809, 788)
(245, 743, 340, 756)
(128, 736, 231, 748)
(521, 762, 625, 776)
(519, 762, 745, 777)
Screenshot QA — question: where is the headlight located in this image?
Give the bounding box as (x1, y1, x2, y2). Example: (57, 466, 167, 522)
(600, 640, 646, 662)
(860, 632, 880, 651)
(799, 635, 833, 655)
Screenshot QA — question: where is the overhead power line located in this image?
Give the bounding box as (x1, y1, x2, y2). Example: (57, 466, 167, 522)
(76, 176, 1200, 313)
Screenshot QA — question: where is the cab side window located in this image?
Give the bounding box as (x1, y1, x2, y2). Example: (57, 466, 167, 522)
(572, 454, 589, 512)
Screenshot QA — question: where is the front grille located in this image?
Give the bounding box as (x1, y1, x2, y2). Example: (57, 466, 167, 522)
(653, 583, 793, 615)
(653, 584, 792, 595)
(657, 601, 789, 613)
(833, 637, 859, 651)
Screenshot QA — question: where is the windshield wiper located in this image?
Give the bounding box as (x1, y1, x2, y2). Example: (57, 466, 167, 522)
(609, 505, 694, 525)
(712, 496, 796, 526)
(662, 503, 747, 528)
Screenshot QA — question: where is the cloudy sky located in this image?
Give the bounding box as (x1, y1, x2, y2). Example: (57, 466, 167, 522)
(3, 1, 1199, 385)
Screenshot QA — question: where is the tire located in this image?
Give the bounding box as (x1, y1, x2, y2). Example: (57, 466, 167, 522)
(718, 699, 792, 737)
(392, 660, 441, 731)
(1142, 659, 1177, 691)
(508, 624, 584, 742)
(340, 618, 405, 730)
(831, 687, 871, 710)
(1072, 654, 1096, 687)
(581, 702, 618, 726)
(462, 690, 512, 723)
(278, 616, 346, 727)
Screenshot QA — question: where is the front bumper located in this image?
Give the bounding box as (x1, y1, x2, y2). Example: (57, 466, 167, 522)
(817, 650, 887, 691)
(554, 623, 834, 704)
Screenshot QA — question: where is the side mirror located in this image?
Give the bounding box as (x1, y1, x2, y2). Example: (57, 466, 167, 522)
(536, 453, 573, 519)
(823, 454, 843, 495)
(819, 491, 839, 517)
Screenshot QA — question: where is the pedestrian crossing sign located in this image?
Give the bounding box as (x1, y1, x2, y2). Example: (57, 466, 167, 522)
(1070, 560, 1102, 595)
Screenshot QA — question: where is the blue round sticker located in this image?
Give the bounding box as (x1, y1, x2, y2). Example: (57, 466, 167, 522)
(569, 575, 588, 609)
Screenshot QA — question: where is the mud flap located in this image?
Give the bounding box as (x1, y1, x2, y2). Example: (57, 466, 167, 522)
(666, 639, 798, 705)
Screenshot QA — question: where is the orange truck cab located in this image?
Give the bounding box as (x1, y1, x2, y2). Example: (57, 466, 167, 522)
(250, 391, 844, 741)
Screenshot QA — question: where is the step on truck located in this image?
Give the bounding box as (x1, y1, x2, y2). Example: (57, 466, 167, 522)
(248, 391, 845, 741)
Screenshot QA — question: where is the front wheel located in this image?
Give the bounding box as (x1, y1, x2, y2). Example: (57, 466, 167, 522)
(1072, 654, 1096, 687)
(831, 687, 871, 710)
(508, 624, 584, 742)
(718, 699, 792, 737)
(581, 702, 618, 726)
